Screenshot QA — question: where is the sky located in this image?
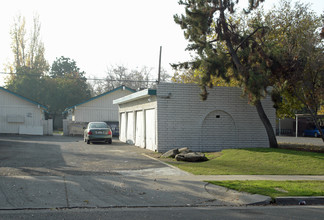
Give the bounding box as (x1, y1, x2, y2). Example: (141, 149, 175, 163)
(0, 0, 323, 86)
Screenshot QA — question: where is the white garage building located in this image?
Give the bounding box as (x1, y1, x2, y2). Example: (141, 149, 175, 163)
(113, 83, 276, 152)
(0, 87, 49, 135)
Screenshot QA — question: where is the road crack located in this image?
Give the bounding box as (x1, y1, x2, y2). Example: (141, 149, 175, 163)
(63, 176, 70, 208)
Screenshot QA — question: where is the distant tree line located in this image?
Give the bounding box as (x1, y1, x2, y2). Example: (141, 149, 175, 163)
(4, 13, 171, 128)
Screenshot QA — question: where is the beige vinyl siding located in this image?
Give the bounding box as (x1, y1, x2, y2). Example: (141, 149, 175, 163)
(73, 89, 133, 122)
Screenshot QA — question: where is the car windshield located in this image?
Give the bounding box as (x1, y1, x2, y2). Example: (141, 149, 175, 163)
(89, 123, 108, 129)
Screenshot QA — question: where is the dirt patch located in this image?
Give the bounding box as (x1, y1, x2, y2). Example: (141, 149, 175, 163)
(145, 151, 222, 164)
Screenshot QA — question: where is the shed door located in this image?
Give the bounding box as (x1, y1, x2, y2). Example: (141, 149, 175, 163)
(126, 112, 134, 144)
(202, 110, 236, 151)
(135, 111, 145, 148)
(145, 109, 156, 151)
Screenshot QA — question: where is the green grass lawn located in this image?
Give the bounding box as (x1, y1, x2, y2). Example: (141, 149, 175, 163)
(167, 148, 324, 175)
(207, 180, 324, 198)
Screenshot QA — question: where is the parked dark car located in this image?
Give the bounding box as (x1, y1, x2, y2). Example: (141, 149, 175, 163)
(303, 126, 324, 137)
(105, 121, 119, 137)
(84, 122, 112, 144)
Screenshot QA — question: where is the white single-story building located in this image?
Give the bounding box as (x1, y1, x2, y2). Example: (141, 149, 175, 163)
(113, 83, 276, 152)
(63, 85, 135, 135)
(0, 87, 50, 135)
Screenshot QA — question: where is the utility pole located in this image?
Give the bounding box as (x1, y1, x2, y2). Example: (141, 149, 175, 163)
(157, 46, 162, 84)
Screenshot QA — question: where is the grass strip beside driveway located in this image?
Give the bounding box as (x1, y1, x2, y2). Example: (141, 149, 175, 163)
(207, 180, 324, 199)
(166, 148, 324, 175)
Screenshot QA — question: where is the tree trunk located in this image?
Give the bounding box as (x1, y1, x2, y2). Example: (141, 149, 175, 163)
(255, 100, 278, 148)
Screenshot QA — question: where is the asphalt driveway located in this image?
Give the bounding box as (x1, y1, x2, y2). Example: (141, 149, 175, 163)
(1, 135, 260, 209)
(0, 135, 168, 176)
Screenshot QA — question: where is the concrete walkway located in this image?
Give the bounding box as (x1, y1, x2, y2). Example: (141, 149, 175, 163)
(180, 175, 324, 181)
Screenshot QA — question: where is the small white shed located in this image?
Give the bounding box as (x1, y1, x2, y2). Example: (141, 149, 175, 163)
(63, 86, 135, 135)
(113, 83, 276, 152)
(64, 85, 135, 122)
(0, 87, 48, 135)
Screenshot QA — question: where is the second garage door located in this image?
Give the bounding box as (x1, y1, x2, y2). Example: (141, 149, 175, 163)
(126, 112, 134, 144)
(135, 111, 145, 148)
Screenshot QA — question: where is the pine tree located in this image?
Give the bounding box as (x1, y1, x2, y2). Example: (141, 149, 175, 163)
(173, 0, 278, 148)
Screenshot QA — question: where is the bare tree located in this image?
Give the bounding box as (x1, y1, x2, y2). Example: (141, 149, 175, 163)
(10, 14, 26, 69)
(103, 65, 156, 91)
(9, 13, 48, 73)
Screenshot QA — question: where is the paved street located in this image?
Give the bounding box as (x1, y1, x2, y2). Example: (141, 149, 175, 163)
(0, 206, 324, 220)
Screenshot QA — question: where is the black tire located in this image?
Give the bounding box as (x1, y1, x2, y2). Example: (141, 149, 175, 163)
(87, 139, 90, 144)
(108, 139, 112, 144)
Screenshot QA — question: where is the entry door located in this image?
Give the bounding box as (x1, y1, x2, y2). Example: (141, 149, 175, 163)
(135, 111, 145, 148)
(120, 113, 126, 142)
(145, 109, 156, 151)
(126, 112, 134, 144)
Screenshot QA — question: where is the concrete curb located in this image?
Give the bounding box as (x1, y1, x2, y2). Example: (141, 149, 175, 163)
(274, 197, 324, 205)
(204, 183, 272, 206)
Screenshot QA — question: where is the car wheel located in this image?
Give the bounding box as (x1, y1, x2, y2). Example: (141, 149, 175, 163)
(314, 133, 318, 138)
(108, 139, 112, 144)
(87, 139, 90, 144)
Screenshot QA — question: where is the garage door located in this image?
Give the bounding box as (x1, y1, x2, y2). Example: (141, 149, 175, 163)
(120, 113, 126, 142)
(135, 111, 145, 148)
(202, 110, 236, 151)
(145, 109, 156, 151)
(126, 112, 134, 144)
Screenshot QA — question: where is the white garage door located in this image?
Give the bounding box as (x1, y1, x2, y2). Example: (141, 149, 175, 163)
(120, 113, 126, 142)
(145, 109, 156, 151)
(135, 111, 145, 148)
(126, 112, 134, 144)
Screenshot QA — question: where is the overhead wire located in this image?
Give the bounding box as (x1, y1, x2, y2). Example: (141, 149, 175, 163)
(0, 71, 158, 82)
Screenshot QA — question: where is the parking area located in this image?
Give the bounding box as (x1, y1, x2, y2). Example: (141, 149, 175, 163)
(0, 135, 167, 177)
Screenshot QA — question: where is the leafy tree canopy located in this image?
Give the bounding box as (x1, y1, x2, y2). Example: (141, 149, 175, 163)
(262, 0, 324, 140)
(50, 56, 85, 78)
(49, 56, 91, 114)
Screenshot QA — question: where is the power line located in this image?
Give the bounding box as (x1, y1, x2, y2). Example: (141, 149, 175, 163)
(0, 71, 158, 82)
